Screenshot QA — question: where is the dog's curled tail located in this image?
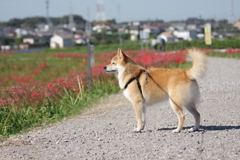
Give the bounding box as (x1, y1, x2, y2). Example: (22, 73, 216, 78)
(186, 48, 207, 80)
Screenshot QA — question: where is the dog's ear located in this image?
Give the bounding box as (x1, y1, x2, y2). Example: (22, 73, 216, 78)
(117, 48, 125, 60)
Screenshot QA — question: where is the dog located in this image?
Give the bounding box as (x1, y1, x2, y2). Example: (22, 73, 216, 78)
(104, 48, 206, 133)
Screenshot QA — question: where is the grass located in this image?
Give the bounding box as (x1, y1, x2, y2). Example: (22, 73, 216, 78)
(0, 79, 119, 138)
(208, 52, 240, 59)
(44, 40, 141, 54)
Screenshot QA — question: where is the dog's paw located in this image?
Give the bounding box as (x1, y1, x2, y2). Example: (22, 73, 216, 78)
(188, 127, 199, 132)
(172, 129, 181, 133)
(133, 128, 142, 133)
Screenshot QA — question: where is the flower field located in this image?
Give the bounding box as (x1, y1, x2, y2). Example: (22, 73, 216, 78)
(0, 48, 239, 136)
(0, 50, 188, 108)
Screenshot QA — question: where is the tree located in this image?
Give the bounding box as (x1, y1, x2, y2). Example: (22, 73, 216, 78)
(0, 15, 87, 28)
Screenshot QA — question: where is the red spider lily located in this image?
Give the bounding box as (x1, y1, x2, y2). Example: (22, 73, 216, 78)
(46, 83, 55, 88)
(39, 62, 49, 69)
(133, 50, 186, 67)
(14, 75, 33, 84)
(56, 78, 66, 84)
(74, 89, 80, 94)
(55, 53, 88, 58)
(225, 48, 240, 54)
(0, 99, 12, 106)
(68, 72, 88, 84)
(30, 91, 45, 99)
(32, 69, 41, 75)
(91, 65, 105, 78)
(65, 83, 73, 88)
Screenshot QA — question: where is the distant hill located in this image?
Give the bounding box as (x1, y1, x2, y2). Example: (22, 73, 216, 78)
(0, 15, 86, 28)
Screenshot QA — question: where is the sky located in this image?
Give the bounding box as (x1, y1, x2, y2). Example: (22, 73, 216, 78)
(0, 0, 240, 23)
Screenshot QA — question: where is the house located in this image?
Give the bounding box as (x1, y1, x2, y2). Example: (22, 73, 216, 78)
(22, 35, 49, 48)
(23, 36, 47, 45)
(15, 28, 28, 37)
(129, 26, 140, 41)
(92, 24, 110, 33)
(74, 33, 86, 45)
(233, 19, 240, 30)
(173, 30, 191, 40)
(0, 28, 6, 37)
(141, 23, 164, 36)
(50, 34, 73, 49)
(19, 43, 30, 50)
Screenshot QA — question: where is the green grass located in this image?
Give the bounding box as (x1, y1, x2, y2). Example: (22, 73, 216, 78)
(0, 79, 119, 138)
(208, 52, 240, 59)
(43, 38, 240, 54)
(44, 40, 141, 54)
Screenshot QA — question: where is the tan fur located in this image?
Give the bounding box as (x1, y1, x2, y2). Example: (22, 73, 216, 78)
(104, 48, 206, 133)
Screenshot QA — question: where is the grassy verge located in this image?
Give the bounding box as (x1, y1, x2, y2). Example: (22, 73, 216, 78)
(208, 52, 240, 59)
(0, 79, 119, 139)
(44, 40, 141, 54)
(43, 38, 240, 54)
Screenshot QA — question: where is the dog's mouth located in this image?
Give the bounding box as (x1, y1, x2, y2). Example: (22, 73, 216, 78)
(105, 70, 117, 73)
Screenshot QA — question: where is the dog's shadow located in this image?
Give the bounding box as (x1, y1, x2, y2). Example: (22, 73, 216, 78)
(157, 125, 240, 131)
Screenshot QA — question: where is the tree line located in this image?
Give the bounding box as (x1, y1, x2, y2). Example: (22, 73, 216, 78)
(0, 15, 86, 28)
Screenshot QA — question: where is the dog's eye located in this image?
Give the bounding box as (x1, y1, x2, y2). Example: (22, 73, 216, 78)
(112, 62, 115, 64)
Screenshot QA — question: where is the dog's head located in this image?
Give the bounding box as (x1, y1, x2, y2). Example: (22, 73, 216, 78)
(104, 48, 134, 73)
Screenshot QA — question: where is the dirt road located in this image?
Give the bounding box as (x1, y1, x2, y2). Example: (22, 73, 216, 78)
(1, 57, 240, 160)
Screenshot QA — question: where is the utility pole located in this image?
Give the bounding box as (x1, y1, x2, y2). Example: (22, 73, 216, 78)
(229, 0, 235, 24)
(45, 0, 52, 32)
(118, 4, 122, 49)
(68, 0, 75, 32)
(86, 7, 94, 88)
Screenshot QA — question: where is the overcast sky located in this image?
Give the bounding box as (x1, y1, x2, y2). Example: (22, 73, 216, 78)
(0, 0, 239, 23)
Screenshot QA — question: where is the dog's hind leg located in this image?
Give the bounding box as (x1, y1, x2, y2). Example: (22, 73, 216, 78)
(169, 98, 185, 133)
(132, 101, 145, 132)
(186, 102, 200, 132)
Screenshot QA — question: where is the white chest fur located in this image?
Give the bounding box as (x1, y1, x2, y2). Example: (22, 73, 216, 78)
(123, 89, 131, 102)
(117, 66, 126, 89)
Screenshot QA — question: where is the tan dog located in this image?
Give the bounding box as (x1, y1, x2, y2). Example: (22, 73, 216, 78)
(104, 48, 206, 132)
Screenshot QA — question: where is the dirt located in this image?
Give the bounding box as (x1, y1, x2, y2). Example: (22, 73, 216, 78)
(0, 57, 240, 160)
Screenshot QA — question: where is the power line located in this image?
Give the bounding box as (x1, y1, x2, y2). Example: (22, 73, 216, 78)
(229, 0, 235, 24)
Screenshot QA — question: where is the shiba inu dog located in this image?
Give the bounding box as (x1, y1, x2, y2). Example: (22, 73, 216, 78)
(104, 48, 206, 133)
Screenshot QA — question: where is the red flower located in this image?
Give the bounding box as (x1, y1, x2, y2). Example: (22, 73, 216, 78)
(30, 91, 44, 99)
(32, 69, 41, 75)
(30, 91, 39, 98)
(39, 62, 49, 69)
(46, 83, 55, 88)
(56, 78, 65, 84)
(74, 89, 80, 93)
(65, 83, 73, 88)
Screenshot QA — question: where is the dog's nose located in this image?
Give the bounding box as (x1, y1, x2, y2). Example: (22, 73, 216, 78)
(104, 66, 107, 70)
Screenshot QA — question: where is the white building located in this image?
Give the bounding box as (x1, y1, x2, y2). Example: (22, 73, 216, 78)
(15, 28, 28, 38)
(173, 30, 191, 41)
(50, 34, 73, 49)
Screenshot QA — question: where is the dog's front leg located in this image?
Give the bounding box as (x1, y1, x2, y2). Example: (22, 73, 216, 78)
(132, 101, 145, 132)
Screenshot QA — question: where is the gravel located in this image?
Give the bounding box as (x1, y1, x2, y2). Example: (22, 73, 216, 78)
(1, 57, 240, 160)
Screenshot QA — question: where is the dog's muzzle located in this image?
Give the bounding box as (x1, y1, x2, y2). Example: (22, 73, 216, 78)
(104, 66, 116, 73)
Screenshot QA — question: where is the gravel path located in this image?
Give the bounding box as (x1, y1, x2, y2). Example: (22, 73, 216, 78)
(1, 57, 240, 160)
